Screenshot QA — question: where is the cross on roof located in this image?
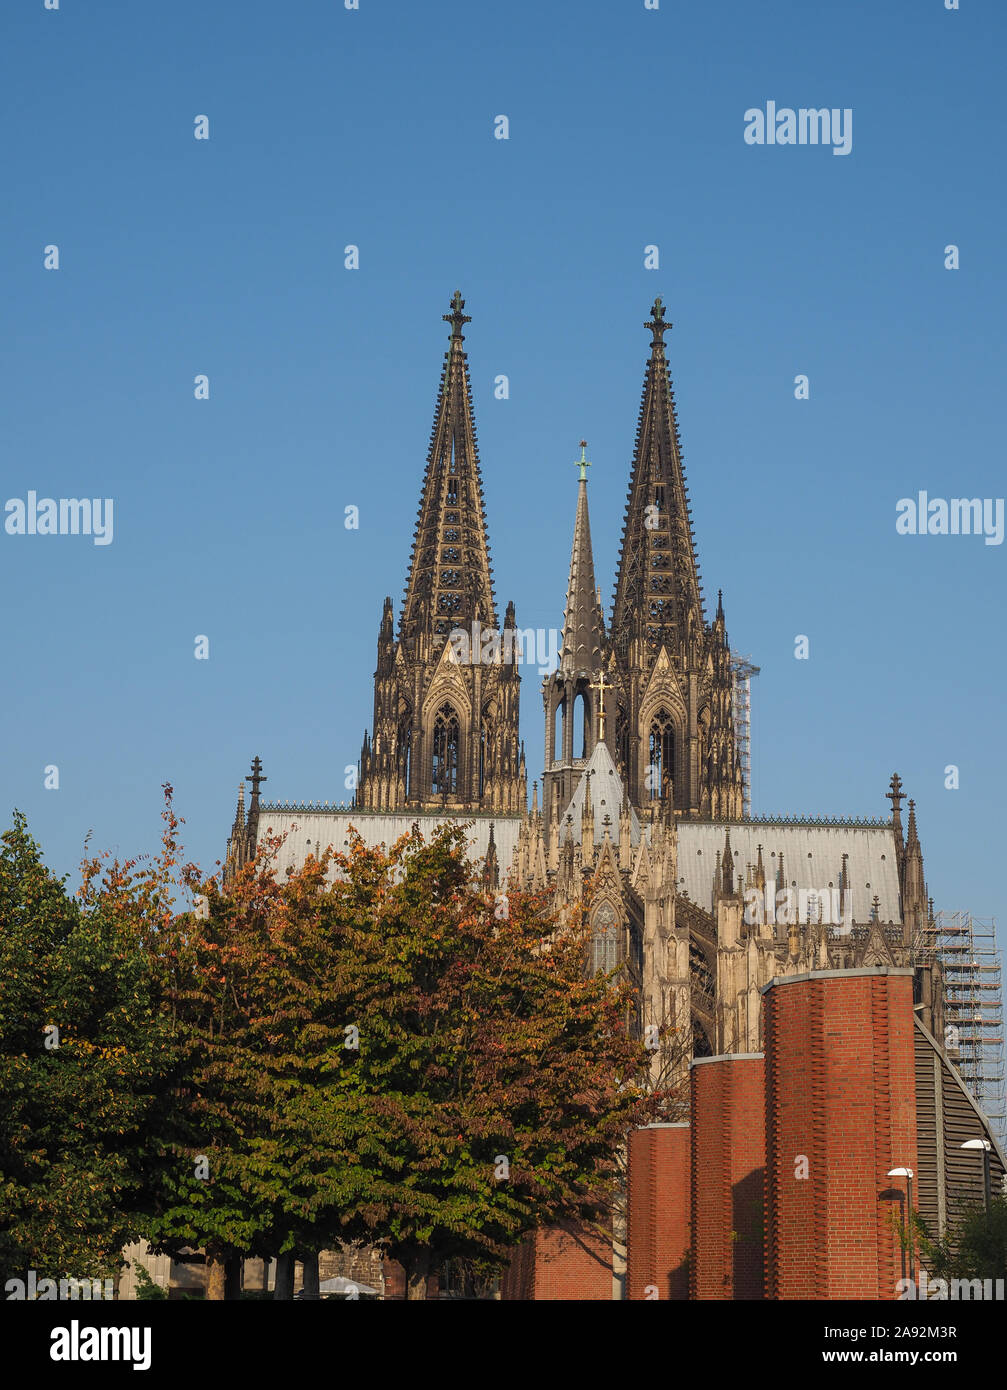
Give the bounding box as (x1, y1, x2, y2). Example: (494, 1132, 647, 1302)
(590, 669, 611, 741)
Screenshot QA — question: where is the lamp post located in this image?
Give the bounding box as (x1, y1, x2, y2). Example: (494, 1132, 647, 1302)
(888, 1167, 915, 1286)
(961, 1139, 993, 1213)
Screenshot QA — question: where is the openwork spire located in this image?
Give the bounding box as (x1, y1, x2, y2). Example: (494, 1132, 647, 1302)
(399, 292, 496, 648)
(611, 298, 703, 653)
(560, 441, 605, 678)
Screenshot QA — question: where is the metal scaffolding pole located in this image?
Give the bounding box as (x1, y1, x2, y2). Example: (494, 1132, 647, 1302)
(730, 653, 760, 820)
(926, 910, 1006, 1145)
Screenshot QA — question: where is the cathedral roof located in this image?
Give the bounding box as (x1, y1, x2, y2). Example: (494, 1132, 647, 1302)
(560, 740, 641, 847)
(676, 821, 903, 924)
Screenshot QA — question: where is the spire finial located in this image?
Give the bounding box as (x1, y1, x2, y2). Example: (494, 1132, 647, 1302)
(646, 296, 670, 346)
(575, 440, 591, 482)
(444, 289, 471, 341)
(247, 755, 267, 800)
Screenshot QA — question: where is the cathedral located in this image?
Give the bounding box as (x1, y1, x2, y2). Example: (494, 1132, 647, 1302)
(224, 291, 942, 1068)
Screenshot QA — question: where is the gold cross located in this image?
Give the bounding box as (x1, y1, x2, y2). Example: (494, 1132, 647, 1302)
(590, 669, 610, 741)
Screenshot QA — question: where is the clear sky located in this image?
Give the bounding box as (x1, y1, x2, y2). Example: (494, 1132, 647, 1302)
(2, 0, 1004, 956)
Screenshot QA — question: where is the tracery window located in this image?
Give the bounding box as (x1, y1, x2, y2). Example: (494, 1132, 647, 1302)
(432, 704, 460, 794)
(590, 902, 620, 973)
(648, 708, 675, 801)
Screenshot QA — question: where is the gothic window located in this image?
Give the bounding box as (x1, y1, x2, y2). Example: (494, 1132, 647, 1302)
(444, 528, 460, 542)
(573, 691, 588, 759)
(438, 594, 462, 613)
(478, 723, 489, 798)
(440, 569, 461, 586)
(397, 719, 412, 797)
(648, 708, 675, 801)
(590, 901, 619, 974)
(650, 574, 670, 593)
(446, 513, 459, 524)
(649, 598, 670, 621)
(442, 547, 461, 562)
(650, 554, 671, 570)
(432, 704, 460, 795)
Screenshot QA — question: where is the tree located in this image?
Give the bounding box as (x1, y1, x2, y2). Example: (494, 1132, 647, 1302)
(0, 798, 184, 1285)
(146, 820, 661, 1299)
(316, 823, 661, 1297)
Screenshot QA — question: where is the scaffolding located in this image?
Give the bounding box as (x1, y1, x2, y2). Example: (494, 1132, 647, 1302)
(926, 910, 1006, 1145)
(730, 653, 760, 820)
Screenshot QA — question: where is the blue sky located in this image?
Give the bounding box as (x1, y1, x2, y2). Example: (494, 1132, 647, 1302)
(2, 0, 1004, 953)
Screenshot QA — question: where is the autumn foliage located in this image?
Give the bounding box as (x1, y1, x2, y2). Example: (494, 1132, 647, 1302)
(1, 795, 659, 1298)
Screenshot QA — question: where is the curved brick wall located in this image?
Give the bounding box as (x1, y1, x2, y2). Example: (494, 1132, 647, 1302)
(626, 1123, 691, 1300)
(763, 967, 918, 1300)
(690, 1055, 766, 1300)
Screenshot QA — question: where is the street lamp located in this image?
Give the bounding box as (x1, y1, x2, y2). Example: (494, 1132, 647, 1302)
(961, 1139, 993, 1213)
(888, 1167, 915, 1285)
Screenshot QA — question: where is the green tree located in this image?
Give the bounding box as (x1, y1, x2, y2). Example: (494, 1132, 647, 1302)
(147, 821, 660, 1299)
(0, 798, 185, 1285)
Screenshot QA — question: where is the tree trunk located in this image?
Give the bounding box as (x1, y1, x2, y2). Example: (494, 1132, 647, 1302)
(206, 1253, 227, 1301)
(301, 1251, 320, 1301)
(273, 1252, 295, 1301)
(224, 1255, 242, 1301)
(405, 1248, 431, 1301)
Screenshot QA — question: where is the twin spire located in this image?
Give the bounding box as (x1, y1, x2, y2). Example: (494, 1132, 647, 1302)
(612, 295, 704, 655)
(399, 291, 497, 653)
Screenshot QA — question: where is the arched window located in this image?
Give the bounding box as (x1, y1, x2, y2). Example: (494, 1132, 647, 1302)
(573, 691, 588, 759)
(648, 708, 675, 801)
(552, 696, 563, 764)
(432, 704, 460, 795)
(478, 723, 488, 798)
(397, 718, 412, 797)
(590, 901, 620, 974)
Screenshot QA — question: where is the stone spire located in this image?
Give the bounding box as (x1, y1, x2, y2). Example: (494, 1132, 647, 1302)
(611, 297, 703, 655)
(399, 291, 498, 657)
(560, 442, 606, 679)
(356, 295, 523, 815)
(246, 755, 266, 849)
(901, 798, 928, 941)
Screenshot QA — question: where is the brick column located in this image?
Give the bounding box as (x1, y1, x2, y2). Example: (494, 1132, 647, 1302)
(690, 1054, 766, 1299)
(626, 1123, 691, 1300)
(763, 967, 919, 1300)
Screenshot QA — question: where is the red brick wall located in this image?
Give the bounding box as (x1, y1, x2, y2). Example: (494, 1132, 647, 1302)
(626, 1124, 691, 1300)
(764, 969, 919, 1300)
(690, 1055, 766, 1300)
(382, 1261, 439, 1300)
(500, 1224, 612, 1301)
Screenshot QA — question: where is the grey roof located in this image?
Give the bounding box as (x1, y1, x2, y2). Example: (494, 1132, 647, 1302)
(560, 740, 641, 846)
(676, 821, 903, 923)
(253, 810, 522, 880)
